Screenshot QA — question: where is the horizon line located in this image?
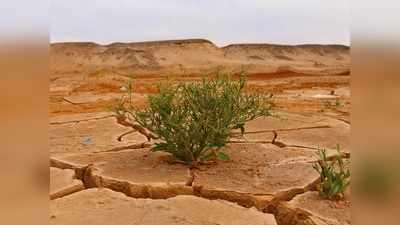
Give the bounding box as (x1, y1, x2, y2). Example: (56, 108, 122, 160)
(50, 38, 351, 48)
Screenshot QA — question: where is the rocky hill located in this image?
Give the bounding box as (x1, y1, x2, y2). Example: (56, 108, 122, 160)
(50, 39, 350, 77)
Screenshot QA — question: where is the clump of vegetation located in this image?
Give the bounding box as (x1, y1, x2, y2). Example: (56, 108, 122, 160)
(114, 73, 272, 167)
(313, 146, 350, 200)
(322, 99, 343, 109)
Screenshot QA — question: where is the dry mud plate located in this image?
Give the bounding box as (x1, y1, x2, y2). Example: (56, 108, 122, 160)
(50, 188, 277, 225)
(276, 191, 350, 225)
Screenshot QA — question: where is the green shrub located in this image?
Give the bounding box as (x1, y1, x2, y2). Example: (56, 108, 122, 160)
(322, 99, 343, 109)
(116, 73, 272, 167)
(313, 146, 350, 200)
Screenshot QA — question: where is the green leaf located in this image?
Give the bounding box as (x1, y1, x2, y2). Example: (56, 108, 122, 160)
(200, 151, 215, 161)
(313, 147, 350, 199)
(331, 182, 341, 196)
(216, 151, 230, 161)
(152, 143, 167, 152)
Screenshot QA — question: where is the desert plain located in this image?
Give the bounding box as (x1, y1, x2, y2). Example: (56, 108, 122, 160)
(49, 39, 350, 225)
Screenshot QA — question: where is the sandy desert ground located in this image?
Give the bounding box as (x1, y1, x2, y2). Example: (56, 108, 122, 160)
(49, 39, 350, 225)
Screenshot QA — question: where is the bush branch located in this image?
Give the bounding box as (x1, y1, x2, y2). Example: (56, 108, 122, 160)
(116, 115, 158, 141)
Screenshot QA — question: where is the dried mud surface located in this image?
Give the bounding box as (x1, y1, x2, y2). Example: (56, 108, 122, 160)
(50, 39, 350, 225)
(50, 188, 277, 225)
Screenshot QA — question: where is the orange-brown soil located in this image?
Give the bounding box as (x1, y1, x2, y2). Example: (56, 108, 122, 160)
(49, 39, 350, 225)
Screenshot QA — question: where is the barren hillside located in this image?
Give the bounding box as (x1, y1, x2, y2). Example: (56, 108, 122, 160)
(50, 39, 350, 77)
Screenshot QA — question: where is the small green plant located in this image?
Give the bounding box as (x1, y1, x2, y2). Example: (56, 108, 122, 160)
(313, 146, 350, 200)
(322, 99, 343, 109)
(115, 73, 272, 167)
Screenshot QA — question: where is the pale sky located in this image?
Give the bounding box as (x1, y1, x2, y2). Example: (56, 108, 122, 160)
(50, 0, 350, 46)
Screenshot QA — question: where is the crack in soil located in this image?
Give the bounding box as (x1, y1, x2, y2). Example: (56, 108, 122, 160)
(304, 152, 350, 164)
(333, 117, 350, 125)
(231, 125, 331, 136)
(116, 115, 157, 141)
(273, 194, 347, 225)
(117, 130, 135, 141)
(50, 115, 115, 125)
(322, 113, 350, 125)
(49, 158, 323, 225)
(49, 160, 91, 200)
(185, 169, 196, 186)
(50, 175, 85, 200)
(228, 138, 320, 150)
(229, 124, 334, 150)
(93, 142, 152, 153)
(62, 97, 81, 105)
(274, 203, 316, 225)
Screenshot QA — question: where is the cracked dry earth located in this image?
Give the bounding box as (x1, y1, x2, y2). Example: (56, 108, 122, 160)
(50, 73, 350, 225)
